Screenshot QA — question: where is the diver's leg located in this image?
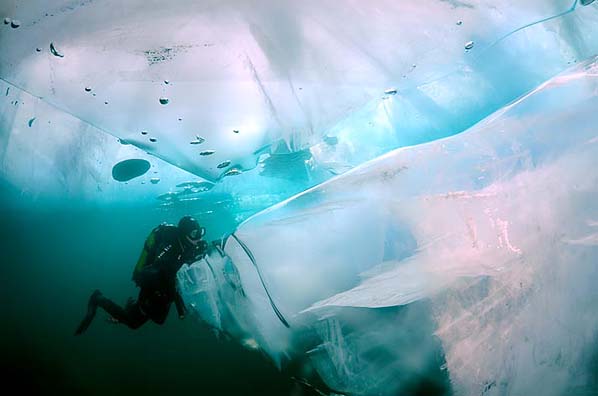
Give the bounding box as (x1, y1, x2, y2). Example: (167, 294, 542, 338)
(75, 290, 150, 335)
(138, 289, 172, 325)
(96, 295, 148, 330)
(150, 302, 172, 325)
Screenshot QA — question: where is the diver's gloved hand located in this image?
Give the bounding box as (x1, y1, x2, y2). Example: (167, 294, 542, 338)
(174, 291, 187, 319)
(181, 240, 208, 263)
(196, 240, 209, 258)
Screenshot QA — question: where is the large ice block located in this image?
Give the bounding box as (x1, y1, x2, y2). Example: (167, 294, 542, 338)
(180, 57, 598, 395)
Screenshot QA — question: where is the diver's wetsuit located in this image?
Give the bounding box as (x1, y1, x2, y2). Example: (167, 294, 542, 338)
(83, 224, 206, 331)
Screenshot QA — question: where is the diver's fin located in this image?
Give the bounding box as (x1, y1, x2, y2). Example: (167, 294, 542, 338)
(74, 290, 102, 335)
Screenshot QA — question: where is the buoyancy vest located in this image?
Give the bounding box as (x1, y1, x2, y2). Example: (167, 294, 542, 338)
(132, 224, 183, 288)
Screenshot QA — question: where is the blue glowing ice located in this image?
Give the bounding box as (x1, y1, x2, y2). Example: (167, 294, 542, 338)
(180, 58, 598, 395)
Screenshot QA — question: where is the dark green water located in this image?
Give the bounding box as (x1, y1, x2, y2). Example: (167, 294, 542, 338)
(0, 188, 299, 395)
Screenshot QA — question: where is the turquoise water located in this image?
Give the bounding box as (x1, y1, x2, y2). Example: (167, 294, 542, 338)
(0, 187, 298, 395)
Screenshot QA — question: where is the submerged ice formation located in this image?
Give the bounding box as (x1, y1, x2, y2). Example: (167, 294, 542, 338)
(179, 58, 598, 395)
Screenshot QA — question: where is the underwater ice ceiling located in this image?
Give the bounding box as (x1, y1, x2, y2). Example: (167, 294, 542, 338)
(1, 1, 597, 395)
(1, 0, 598, 203)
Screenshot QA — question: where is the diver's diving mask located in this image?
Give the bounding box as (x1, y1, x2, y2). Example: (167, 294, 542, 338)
(185, 226, 206, 246)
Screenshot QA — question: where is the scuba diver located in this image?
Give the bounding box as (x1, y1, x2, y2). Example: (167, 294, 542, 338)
(75, 216, 208, 335)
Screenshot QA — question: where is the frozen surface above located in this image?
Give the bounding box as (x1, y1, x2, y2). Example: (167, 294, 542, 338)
(1, 0, 598, 195)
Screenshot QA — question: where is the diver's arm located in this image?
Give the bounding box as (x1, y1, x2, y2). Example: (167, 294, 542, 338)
(174, 288, 186, 319)
(197, 240, 209, 259)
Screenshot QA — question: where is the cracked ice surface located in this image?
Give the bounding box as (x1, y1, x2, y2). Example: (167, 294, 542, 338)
(181, 58, 598, 395)
(2, 0, 598, 187)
